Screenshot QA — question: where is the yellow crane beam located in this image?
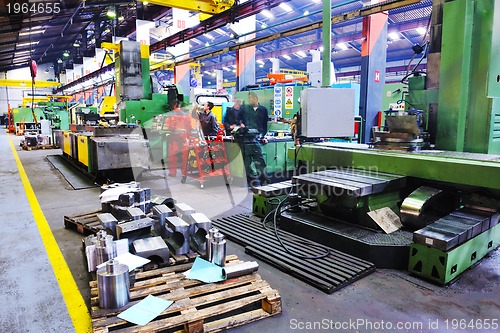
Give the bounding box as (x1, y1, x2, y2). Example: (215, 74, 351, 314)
(138, 0, 235, 14)
(0, 80, 62, 88)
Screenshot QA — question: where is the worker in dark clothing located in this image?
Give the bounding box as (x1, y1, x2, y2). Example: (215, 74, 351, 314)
(197, 101, 219, 137)
(223, 99, 245, 135)
(236, 91, 270, 187)
(164, 101, 191, 183)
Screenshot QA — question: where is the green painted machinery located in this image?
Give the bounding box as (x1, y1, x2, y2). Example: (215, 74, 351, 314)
(408, 224, 500, 284)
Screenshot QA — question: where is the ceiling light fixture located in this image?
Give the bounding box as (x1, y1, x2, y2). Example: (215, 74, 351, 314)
(261, 10, 273, 19)
(73, 41, 81, 47)
(337, 43, 348, 50)
(415, 27, 427, 35)
(57, 58, 63, 64)
(118, 15, 125, 22)
(279, 3, 293, 12)
(63, 50, 70, 57)
(260, 22, 267, 29)
(19, 29, 45, 36)
(388, 32, 400, 40)
(303, 10, 310, 16)
(257, 59, 265, 65)
(296, 50, 307, 58)
(17, 41, 39, 47)
(283, 54, 291, 60)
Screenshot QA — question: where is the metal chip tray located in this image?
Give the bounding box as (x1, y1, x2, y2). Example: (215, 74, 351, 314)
(413, 208, 498, 251)
(292, 168, 406, 197)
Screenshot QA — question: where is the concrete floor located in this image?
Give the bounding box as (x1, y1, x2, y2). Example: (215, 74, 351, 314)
(1, 129, 499, 333)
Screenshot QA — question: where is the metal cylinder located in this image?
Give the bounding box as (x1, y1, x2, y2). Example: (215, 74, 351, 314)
(97, 260, 130, 309)
(205, 228, 219, 261)
(222, 261, 259, 279)
(95, 238, 117, 266)
(211, 232, 226, 267)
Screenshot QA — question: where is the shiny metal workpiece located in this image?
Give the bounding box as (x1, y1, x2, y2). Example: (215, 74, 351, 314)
(211, 232, 226, 267)
(222, 261, 259, 279)
(205, 228, 219, 261)
(164, 216, 191, 255)
(400, 186, 447, 228)
(97, 213, 118, 238)
(152, 204, 175, 239)
(189, 213, 212, 252)
(132, 236, 170, 265)
(97, 259, 130, 309)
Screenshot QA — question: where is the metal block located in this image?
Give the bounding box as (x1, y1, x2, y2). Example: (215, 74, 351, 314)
(440, 215, 483, 239)
(126, 207, 146, 221)
(430, 221, 470, 245)
(189, 213, 212, 252)
(152, 204, 175, 238)
(409, 224, 500, 284)
(413, 227, 459, 251)
(97, 213, 118, 238)
(116, 217, 154, 244)
(90, 136, 150, 171)
(450, 208, 499, 232)
(118, 193, 135, 207)
(174, 202, 196, 221)
(165, 216, 191, 255)
(132, 236, 170, 265)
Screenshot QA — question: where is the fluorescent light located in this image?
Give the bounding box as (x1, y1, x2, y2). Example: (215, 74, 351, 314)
(232, 64, 237, 68)
(283, 54, 291, 60)
(279, 3, 293, 12)
(261, 10, 273, 19)
(232, 69, 236, 72)
(416, 27, 427, 35)
(15, 50, 31, 55)
(215, 28, 226, 35)
(303, 10, 310, 16)
(204, 71, 211, 75)
(337, 43, 348, 50)
(259, 65, 264, 68)
(223, 66, 230, 71)
(312, 0, 321, 3)
(17, 41, 39, 47)
(256, 59, 265, 65)
(388, 32, 400, 40)
(211, 72, 216, 77)
(224, 79, 228, 82)
(296, 51, 307, 58)
(118, 15, 125, 21)
(260, 22, 267, 29)
(19, 29, 45, 36)
(205, 33, 213, 40)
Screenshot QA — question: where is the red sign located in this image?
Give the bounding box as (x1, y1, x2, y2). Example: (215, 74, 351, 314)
(374, 70, 380, 83)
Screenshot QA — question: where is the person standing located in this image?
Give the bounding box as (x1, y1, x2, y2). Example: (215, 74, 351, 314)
(223, 99, 245, 135)
(164, 101, 191, 183)
(238, 91, 271, 187)
(197, 101, 219, 137)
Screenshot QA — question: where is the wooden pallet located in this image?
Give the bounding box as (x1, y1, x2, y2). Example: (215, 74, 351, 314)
(22, 144, 56, 151)
(64, 210, 104, 235)
(89, 255, 281, 333)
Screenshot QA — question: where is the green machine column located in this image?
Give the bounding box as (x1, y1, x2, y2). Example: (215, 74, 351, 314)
(437, 0, 500, 153)
(321, 0, 332, 87)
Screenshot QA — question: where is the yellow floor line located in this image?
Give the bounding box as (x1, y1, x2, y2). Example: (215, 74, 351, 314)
(9, 140, 92, 333)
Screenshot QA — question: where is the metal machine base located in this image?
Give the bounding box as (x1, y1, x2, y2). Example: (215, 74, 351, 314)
(408, 224, 500, 284)
(280, 211, 413, 269)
